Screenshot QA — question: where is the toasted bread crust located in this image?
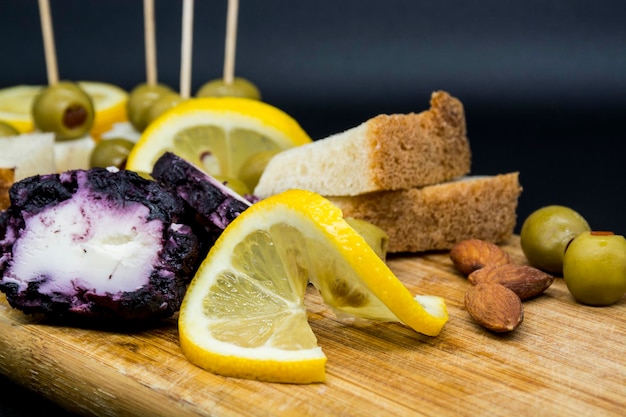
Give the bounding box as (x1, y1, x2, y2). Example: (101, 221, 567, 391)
(368, 91, 470, 191)
(329, 173, 522, 253)
(254, 91, 471, 197)
(0, 167, 15, 211)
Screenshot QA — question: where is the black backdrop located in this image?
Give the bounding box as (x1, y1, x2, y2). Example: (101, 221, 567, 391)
(2, 0, 625, 235)
(0, 1, 625, 415)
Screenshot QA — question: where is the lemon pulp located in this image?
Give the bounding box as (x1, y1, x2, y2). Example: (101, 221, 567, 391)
(172, 125, 282, 177)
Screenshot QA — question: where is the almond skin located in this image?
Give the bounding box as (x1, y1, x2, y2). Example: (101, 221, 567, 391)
(450, 239, 511, 276)
(465, 283, 524, 332)
(468, 264, 555, 300)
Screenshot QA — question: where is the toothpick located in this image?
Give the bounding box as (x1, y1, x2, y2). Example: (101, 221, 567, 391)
(144, 0, 157, 85)
(38, 0, 58, 85)
(180, 0, 194, 99)
(223, 0, 239, 85)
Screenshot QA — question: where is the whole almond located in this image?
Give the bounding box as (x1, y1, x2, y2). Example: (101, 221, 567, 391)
(468, 264, 555, 300)
(450, 239, 511, 276)
(465, 283, 523, 332)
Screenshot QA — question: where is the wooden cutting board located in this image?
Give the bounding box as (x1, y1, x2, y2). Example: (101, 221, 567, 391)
(0, 236, 624, 417)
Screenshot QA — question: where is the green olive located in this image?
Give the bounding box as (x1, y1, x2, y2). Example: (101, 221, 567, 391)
(89, 138, 135, 169)
(0, 121, 19, 137)
(238, 150, 280, 192)
(196, 77, 261, 100)
(127, 83, 175, 132)
(145, 92, 185, 127)
(32, 81, 95, 141)
(520, 205, 591, 274)
(212, 174, 251, 196)
(345, 217, 389, 261)
(563, 231, 626, 306)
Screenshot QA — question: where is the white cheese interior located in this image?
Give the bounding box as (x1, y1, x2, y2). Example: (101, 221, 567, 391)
(0, 132, 56, 180)
(9, 191, 162, 295)
(53, 135, 96, 172)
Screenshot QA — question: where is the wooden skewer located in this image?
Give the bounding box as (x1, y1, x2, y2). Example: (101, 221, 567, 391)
(180, 0, 194, 99)
(38, 0, 58, 85)
(223, 0, 239, 85)
(144, 0, 157, 86)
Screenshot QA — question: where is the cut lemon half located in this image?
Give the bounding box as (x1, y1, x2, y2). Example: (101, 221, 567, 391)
(125, 97, 312, 181)
(178, 189, 448, 383)
(0, 82, 128, 140)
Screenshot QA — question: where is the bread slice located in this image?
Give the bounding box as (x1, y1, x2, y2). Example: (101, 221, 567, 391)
(328, 173, 522, 253)
(254, 91, 471, 197)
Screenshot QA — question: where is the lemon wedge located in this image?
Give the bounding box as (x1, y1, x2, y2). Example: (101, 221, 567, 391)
(125, 97, 312, 182)
(178, 189, 448, 383)
(0, 82, 128, 141)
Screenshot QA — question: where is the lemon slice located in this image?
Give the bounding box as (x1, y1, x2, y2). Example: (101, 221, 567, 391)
(78, 81, 128, 141)
(179, 189, 448, 383)
(0, 85, 40, 133)
(0, 82, 128, 141)
(125, 97, 312, 180)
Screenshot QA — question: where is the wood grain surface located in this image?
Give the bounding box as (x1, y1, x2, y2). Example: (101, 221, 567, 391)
(0, 236, 624, 417)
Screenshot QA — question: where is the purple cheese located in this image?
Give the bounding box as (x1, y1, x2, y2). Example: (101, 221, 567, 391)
(0, 168, 200, 323)
(151, 152, 252, 248)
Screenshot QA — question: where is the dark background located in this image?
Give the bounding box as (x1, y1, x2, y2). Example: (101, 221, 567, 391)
(0, 0, 625, 415)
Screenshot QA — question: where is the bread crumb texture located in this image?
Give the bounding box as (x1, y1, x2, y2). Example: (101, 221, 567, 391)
(368, 91, 470, 191)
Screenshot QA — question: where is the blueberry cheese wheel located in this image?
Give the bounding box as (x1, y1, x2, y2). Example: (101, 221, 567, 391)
(0, 168, 200, 323)
(151, 152, 252, 249)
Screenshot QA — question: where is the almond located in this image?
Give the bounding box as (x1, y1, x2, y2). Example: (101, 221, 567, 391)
(449, 239, 511, 276)
(465, 283, 523, 332)
(468, 263, 555, 300)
